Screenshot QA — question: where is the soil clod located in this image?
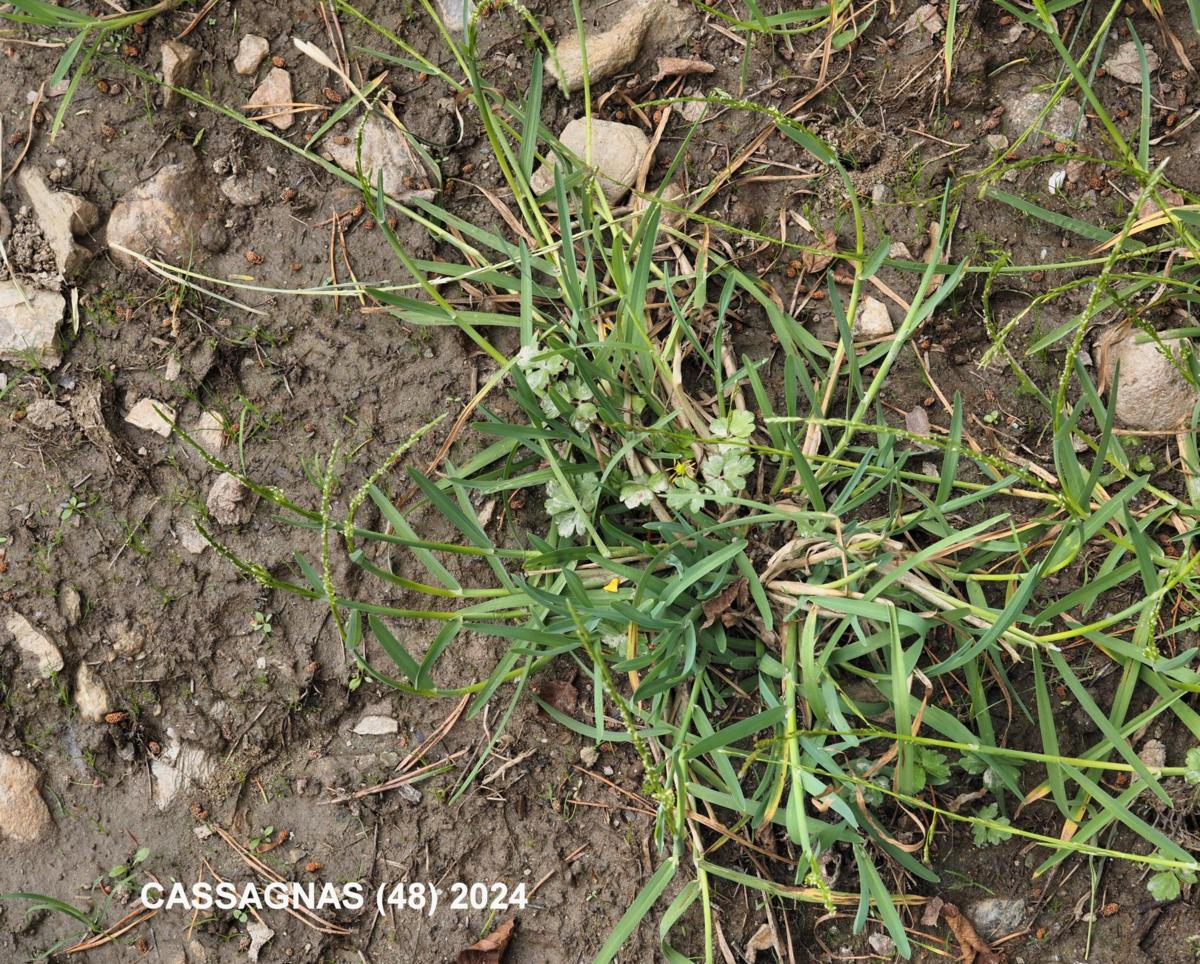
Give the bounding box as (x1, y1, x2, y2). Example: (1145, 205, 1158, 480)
(207, 472, 258, 526)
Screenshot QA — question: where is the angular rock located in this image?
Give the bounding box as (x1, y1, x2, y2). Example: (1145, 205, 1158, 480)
(0, 753, 51, 843)
(161, 40, 200, 109)
(247, 921, 274, 962)
(125, 397, 176, 437)
(59, 585, 81, 626)
(74, 663, 111, 723)
(436, 0, 475, 31)
(5, 612, 64, 677)
(1004, 91, 1085, 143)
(853, 296, 893, 339)
(106, 158, 225, 268)
(548, 1, 657, 93)
(531, 118, 650, 204)
(151, 730, 216, 809)
(192, 409, 226, 457)
(207, 472, 257, 526)
(1107, 333, 1200, 431)
(234, 34, 269, 76)
(178, 519, 209, 555)
(354, 715, 399, 735)
(15, 167, 98, 281)
(323, 114, 437, 202)
(1104, 41, 1159, 86)
(246, 67, 294, 131)
(25, 398, 71, 430)
(0, 282, 63, 368)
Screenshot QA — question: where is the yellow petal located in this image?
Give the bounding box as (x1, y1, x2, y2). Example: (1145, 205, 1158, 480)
(602, 577, 620, 593)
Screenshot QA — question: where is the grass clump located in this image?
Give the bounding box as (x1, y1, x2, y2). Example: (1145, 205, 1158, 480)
(189, 33, 1200, 959)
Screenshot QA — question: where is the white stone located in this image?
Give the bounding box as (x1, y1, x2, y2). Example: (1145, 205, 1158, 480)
(246, 67, 294, 131)
(25, 399, 71, 430)
(59, 585, 81, 626)
(353, 715, 399, 735)
(906, 3, 944, 40)
(5, 613, 63, 677)
(531, 118, 650, 204)
(16, 168, 98, 281)
(1104, 41, 1159, 86)
(234, 34, 269, 76)
(151, 730, 216, 809)
(74, 663, 111, 722)
(247, 921, 274, 962)
(0, 282, 63, 368)
(1109, 333, 1200, 431)
(548, 1, 658, 93)
(323, 115, 436, 202)
(178, 520, 209, 555)
(192, 410, 226, 457)
(435, 0, 474, 31)
(1004, 91, 1085, 142)
(107, 158, 224, 268)
(111, 621, 146, 657)
(125, 397, 176, 437)
(853, 296, 893, 339)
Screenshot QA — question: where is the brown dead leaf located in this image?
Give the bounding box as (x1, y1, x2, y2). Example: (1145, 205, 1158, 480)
(457, 918, 516, 964)
(701, 578, 748, 629)
(653, 56, 716, 81)
(799, 228, 838, 275)
(538, 677, 578, 716)
(942, 902, 1005, 964)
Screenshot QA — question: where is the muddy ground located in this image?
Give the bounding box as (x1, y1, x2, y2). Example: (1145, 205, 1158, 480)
(1, 0, 1200, 961)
